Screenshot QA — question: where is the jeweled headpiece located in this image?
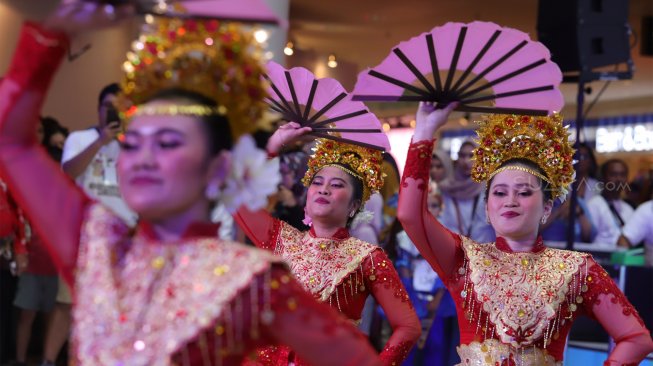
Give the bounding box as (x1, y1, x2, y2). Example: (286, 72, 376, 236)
(302, 139, 384, 203)
(471, 114, 575, 200)
(117, 15, 269, 139)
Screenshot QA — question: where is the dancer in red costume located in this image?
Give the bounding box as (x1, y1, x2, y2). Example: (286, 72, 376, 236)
(0, 2, 382, 365)
(397, 102, 653, 365)
(236, 125, 420, 366)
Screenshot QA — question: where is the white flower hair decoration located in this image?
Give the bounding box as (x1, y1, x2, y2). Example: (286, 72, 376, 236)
(350, 210, 375, 229)
(221, 135, 280, 213)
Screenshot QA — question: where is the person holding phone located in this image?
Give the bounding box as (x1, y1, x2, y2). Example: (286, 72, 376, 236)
(61, 83, 134, 224)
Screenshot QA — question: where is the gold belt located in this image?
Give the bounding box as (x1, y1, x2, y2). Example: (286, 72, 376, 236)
(456, 339, 561, 366)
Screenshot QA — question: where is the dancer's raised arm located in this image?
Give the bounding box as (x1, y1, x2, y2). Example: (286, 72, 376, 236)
(397, 102, 463, 280)
(234, 122, 310, 250)
(0, 2, 133, 286)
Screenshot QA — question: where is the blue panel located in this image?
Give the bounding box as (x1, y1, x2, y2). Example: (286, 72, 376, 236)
(565, 346, 653, 365)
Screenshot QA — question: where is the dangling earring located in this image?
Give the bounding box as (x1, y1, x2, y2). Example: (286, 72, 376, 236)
(349, 210, 356, 218)
(205, 183, 220, 201)
(541, 216, 548, 225)
(486, 216, 490, 224)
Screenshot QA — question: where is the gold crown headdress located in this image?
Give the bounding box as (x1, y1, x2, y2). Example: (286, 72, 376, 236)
(471, 114, 575, 200)
(117, 15, 269, 139)
(302, 139, 384, 203)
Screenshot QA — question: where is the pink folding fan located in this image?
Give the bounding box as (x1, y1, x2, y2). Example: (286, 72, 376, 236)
(264, 61, 391, 151)
(352, 21, 564, 116)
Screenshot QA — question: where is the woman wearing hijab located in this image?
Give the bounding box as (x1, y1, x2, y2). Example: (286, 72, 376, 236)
(437, 140, 495, 243)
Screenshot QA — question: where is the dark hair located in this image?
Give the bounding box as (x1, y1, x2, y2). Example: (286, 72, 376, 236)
(98, 83, 121, 108)
(380, 218, 403, 261)
(460, 140, 476, 151)
(342, 164, 364, 205)
(145, 88, 233, 156)
(338, 163, 364, 227)
(600, 158, 628, 181)
(40, 116, 68, 146)
(577, 142, 598, 179)
(485, 158, 553, 202)
(383, 151, 399, 176)
(39, 116, 68, 162)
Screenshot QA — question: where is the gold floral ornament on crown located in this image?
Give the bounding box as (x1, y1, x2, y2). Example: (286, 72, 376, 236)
(116, 15, 270, 140)
(471, 114, 575, 201)
(302, 139, 385, 203)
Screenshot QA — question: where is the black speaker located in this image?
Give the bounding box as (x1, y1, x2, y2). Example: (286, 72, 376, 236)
(537, 0, 632, 72)
(643, 16, 653, 56)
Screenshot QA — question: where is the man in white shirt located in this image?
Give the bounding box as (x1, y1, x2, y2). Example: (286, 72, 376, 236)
(619, 200, 653, 264)
(61, 83, 135, 224)
(587, 159, 634, 248)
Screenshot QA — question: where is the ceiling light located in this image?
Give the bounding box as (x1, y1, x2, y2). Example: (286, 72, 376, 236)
(327, 53, 338, 68)
(284, 41, 294, 56)
(254, 29, 269, 44)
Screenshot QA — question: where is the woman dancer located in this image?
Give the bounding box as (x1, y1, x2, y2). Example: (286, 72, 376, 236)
(397, 102, 653, 365)
(236, 125, 420, 365)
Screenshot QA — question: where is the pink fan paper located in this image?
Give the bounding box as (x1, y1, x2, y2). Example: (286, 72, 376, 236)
(142, 0, 284, 25)
(352, 21, 564, 116)
(264, 61, 391, 152)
